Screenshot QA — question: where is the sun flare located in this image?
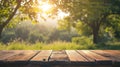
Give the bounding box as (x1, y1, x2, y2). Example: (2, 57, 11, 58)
(58, 10, 70, 19)
(37, 1, 69, 21)
(39, 3, 53, 12)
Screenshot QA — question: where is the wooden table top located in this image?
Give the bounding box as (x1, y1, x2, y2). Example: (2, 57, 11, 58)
(0, 50, 120, 67)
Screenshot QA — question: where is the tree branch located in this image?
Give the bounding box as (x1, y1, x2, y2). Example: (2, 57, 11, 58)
(2, 0, 21, 28)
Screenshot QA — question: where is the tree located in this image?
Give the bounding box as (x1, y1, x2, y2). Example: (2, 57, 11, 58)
(75, 20, 92, 36)
(106, 14, 120, 39)
(0, 0, 48, 39)
(0, 0, 21, 38)
(109, 0, 120, 39)
(58, 17, 72, 34)
(52, 0, 111, 44)
(103, 0, 120, 39)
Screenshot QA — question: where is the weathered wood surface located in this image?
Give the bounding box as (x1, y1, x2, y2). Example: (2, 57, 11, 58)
(0, 50, 120, 67)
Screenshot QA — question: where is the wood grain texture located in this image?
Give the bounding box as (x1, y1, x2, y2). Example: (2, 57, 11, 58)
(77, 50, 112, 65)
(91, 50, 120, 62)
(30, 50, 52, 61)
(49, 50, 69, 61)
(80, 50, 111, 61)
(66, 50, 88, 62)
(76, 50, 95, 62)
(5, 50, 39, 61)
(0, 50, 24, 61)
(0, 50, 120, 67)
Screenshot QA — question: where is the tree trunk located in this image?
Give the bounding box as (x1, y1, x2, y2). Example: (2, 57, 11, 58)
(93, 27, 99, 44)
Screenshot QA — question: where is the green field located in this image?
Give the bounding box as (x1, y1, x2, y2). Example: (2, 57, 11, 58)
(0, 40, 120, 50)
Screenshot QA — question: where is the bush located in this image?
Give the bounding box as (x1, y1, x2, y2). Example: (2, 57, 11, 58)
(72, 36, 93, 45)
(72, 36, 96, 49)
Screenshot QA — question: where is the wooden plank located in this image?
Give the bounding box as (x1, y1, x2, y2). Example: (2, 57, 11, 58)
(65, 50, 88, 62)
(0, 50, 115, 67)
(104, 50, 120, 55)
(91, 50, 111, 56)
(80, 50, 111, 62)
(5, 50, 39, 61)
(77, 50, 113, 67)
(30, 50, 52, 62)
(0, 50, 24, 61)
(49, 50, 69, 61)
(91, 50, 120, 62)
(76, 50, 95, 62)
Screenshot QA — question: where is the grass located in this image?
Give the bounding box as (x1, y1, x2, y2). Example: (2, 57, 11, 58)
(0, 40, 120, 50)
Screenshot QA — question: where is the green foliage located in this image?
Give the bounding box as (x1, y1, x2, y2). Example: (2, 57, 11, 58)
(96, 40, 120, 50)
(1, 40, 120, 50)
(75, 21, 92, 36)
(1, 21, 79, 43)
(55, 0, 112, 43)
(0, 0, 16, 23)
(0, 0, 52, 39)
(110, 0, 120, 14)
(6, 41, 29, 50)
(106, 14, 120, 38)
(0, 41, 82, 50)
(1, 0, 120, 48)
(1, 29, 15, 43)
(58, 18, 72, 33)
(0, 42, 6, 50)
(72, 36, 95, 49)
(42, 41, 80, 50)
